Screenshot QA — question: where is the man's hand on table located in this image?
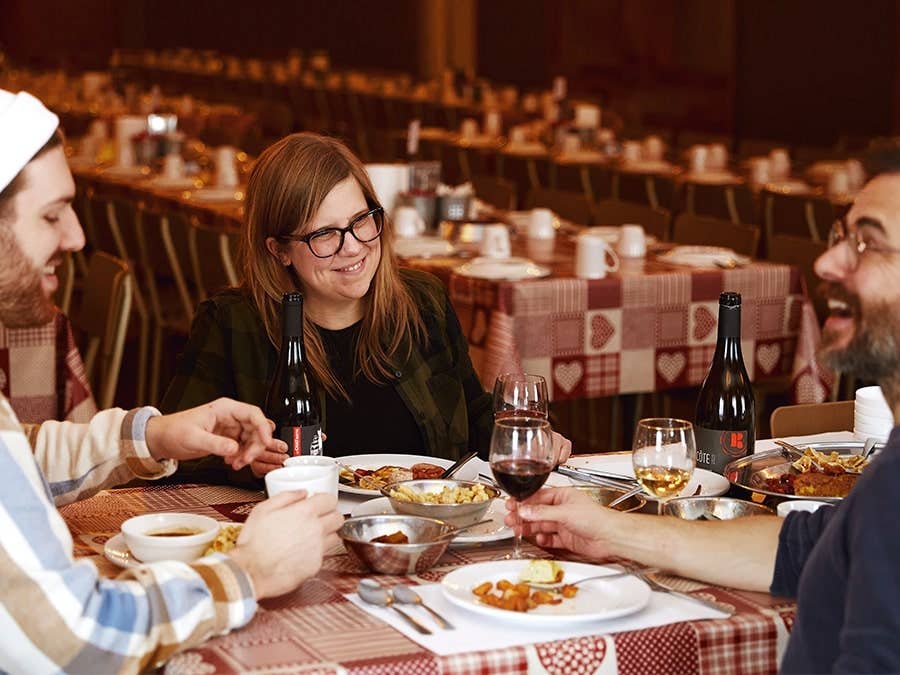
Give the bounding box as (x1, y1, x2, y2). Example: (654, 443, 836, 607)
(145, 397, 287, 470)
(229, 490, 343, 599)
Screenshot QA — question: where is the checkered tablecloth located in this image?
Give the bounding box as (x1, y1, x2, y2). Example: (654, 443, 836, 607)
(0, 310, 97, 423)
(413, 256, 831, 403)
(62, 483, 796, 674)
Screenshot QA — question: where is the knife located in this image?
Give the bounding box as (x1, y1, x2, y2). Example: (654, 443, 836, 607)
(556, 465, 638, 489)
(441, 451, 479, 479)
(560, 465, 638, 484)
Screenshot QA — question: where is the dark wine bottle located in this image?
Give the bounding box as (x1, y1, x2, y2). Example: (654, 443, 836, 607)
(265, 292, 322, 457)
(695, 291, 755, 474)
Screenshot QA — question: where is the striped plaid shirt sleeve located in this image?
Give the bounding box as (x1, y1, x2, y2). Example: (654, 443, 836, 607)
(0, 396, 258, 674)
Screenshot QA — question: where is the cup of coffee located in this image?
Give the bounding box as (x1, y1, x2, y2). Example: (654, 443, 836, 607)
(769, 148, 790, 180)
(617, 224, 647, 258)
(267, 457, 339, 498)
(689, 145, 708, 174)
(561, 133, 581, 156)
(393, 205, 426, 238)
(460, 118, 478, 141)
(480, 223, 512, 259)
(575, 232, 620, 279)
(528, 207, 556, 240)
(643, 135, 664, 161)
(708, 143, 728, 171)
(622, 140, 642, 163)
(750, 157, 771, 186)
(828, 168, 850, 196)
(163, 153, 185, 180)
(508, 126, 527, 145)
(484, 110, 502, 137)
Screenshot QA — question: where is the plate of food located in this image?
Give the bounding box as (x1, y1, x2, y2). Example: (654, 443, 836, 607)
(351, 496, 512, 544)
(723, 441, 876, 501)
(441, 559, 651, 624)
(564, 455, 730, 499)
(338, 454, 453, 496)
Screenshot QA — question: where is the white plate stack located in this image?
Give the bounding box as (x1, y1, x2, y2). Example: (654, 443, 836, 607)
(854, 386, 894, 442)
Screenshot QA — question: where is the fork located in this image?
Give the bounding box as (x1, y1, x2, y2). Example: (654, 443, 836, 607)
(625, 566, 734, 616)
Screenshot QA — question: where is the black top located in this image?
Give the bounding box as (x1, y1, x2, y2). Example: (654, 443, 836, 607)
(317, 321, 424, 456)
(771, 425, 900, 673)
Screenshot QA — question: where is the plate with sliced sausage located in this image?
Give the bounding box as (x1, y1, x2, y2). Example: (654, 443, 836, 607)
(337, 454, 454, 496)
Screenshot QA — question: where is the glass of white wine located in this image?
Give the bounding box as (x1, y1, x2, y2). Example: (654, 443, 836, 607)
(631, 418, 696, 516)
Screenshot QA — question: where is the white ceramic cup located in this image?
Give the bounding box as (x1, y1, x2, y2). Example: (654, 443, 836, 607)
(266, 458, 339, 498)
(562, 133, 581, 155)
(846, 159, 865, 191)
(750, 157, 771, 185)
(393, 205, 426, 238)
(617, 224, 647, 258)
(528, 207, 556, 240)
(216, 146, 238, 188)
(460, 118, 478, 140)
(689, 145, 708, 174)
(575, 233, 620, 279)
(622, 140, 641, 163)
(480, 224, 512, 259)
(769, 148, 790, 180)
(484, 110, 502, 137)
(509, 126, 527, 145)
(708, 143, 728, 171)
(643, 135, 664, 161)
(827, 168, 850, 195)
(163, 153, 186, 179)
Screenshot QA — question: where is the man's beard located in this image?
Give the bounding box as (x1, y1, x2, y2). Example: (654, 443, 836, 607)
(0, 226, 56, 328)
(819, 281, 900, 382)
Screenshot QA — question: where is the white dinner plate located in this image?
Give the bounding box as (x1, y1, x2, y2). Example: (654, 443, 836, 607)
(455, 257, 551, 281)
(441, 560, 651, 625)
(351, 497, 512, 545)
(393, 237, 456, 259)
(338, 454, 455, 496)
(104, 533, 139, 569)
(658, 245, 750, 269)
(565, 455, 730, 499)
(190, 187, 242, 202)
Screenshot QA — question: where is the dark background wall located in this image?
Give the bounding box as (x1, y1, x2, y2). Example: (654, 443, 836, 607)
(2, 0, 898, 142)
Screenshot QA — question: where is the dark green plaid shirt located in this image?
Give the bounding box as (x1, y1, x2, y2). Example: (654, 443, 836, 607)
(161, 269, 492, 481)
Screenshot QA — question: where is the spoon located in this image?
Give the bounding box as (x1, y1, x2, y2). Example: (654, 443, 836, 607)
(357, 580, 432, 634)
(526, 567, 657, 590)
(392, 584, 455, 629)
(608, 483, 645, 509)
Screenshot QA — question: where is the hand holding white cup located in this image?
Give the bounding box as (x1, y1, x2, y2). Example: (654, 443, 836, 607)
(266, 456, 339, 498)
(575, 233, 620, 279)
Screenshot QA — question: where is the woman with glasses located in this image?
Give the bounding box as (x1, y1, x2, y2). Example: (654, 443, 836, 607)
(160, 133, 496, 481)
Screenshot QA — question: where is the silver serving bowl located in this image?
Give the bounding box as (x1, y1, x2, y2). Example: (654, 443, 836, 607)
(340, 514, 453, 575)
(381, 479, 500, 527)
(574, 485, 648, 513)
(662, 496, 773, 520)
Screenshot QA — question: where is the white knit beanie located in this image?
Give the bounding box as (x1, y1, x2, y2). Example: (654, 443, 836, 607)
(0, 89, 60, 192)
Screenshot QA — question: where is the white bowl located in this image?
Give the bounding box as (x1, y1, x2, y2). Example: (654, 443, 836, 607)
(777, 500, 829, 517)
(121, 513, 219, 563)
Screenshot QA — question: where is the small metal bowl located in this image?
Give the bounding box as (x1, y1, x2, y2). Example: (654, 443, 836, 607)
(381, 479, 500, 527)
(574, 485, 648, 513)
(339, 514, 453, 575)
(662, 496, 773, 520)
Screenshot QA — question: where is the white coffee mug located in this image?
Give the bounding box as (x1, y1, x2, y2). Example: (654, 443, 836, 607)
(460, 118, 478, 140)
(216, 146, 238, 188)
(827, 168, 850, 196)
(163, 153, 185, 180)
(617, 224, 647, 258)
(575, 233, 620, 279)
(509, 126, 527, 145)
(846, 159, 865, 191)
(480, 224, 512, 259)
(562, 133, 581, 156)
(689, 145, 708, 174)
(769, 148, 790, 180)
(267, 457, 338, 498)
(484, 110, 502, 137)
(528, 207, 556, 240)
(750, 157, 771, 185)
(622, 140, 641, 163)
(643, 135, 664, 161)
(708, 143, 728, 171)
(393, 205, 426, 238)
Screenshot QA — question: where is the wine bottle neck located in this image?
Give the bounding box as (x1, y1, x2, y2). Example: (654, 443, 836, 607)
(714, 303, 744, 361)
(282, 301, 303, 339)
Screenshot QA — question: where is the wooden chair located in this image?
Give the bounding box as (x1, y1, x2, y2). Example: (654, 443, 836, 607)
(526, 186, 593, 226)
(767, 233, 828, 323)
(189, 217, 239, 301)
(761, 188, 834, 245)
(471, 174, 516, 211)
(671, 213, 760, 257)
(591, 199, 672, 241)
(498, 154, 549, 209)
(553, 162, 595, 202)
(74, 252, 133, 409)
(682, 181, 757, 225)
(769, 400, 854, 438)
(612, 169, 677, 210)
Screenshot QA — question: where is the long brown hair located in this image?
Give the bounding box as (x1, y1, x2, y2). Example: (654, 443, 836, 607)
(242, 132, 429, 399)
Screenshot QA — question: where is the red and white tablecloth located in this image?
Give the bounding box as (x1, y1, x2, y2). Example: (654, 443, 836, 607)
(0, 310, 97, 423)
(62, 483, 796, 675)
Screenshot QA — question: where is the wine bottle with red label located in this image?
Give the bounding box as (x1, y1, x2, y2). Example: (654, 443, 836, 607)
(265, 292, 322, 457)
(695, 291, 755, 474)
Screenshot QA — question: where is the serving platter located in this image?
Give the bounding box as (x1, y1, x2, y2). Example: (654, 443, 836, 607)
(723, 441, 879, 502)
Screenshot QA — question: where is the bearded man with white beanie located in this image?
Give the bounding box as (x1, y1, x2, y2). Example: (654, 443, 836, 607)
(0, 89, 342, 674)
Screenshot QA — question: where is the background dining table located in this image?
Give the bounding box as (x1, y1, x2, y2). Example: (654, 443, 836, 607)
(63, 480, 797, 675)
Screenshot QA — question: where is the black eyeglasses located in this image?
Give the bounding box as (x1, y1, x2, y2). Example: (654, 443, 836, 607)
(828, 217, 900, 271)
(279, 206, 384, 258)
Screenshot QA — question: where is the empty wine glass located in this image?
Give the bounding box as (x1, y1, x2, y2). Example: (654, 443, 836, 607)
(492, 373, 549, 420)
(490, 416, 554, 559)
(632, 418, 696, 516)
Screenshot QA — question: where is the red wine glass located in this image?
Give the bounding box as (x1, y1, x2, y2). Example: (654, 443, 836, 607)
(490, 416, 554, 559)
(492, 373, 549, 420)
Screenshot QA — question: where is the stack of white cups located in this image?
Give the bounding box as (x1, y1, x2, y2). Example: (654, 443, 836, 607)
(854, 386, 894, 442)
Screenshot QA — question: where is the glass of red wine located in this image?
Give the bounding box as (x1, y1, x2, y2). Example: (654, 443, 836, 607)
(490, 416, 554, 559)
(492, 373, 549, 420)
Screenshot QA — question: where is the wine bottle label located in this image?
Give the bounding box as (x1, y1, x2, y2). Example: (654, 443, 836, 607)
(695, 426, 750, 474)
(279, 424, 323, 457)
